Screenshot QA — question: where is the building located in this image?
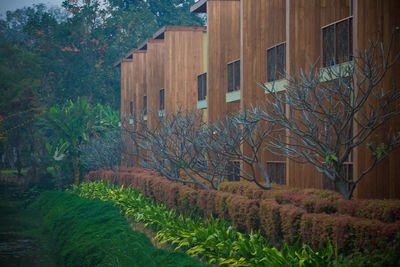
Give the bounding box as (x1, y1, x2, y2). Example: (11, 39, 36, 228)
(117, 0, 400, 199)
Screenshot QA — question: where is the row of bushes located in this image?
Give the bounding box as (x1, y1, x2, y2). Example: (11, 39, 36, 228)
(219, 181, 400, 223)
(30, 190, 206, 266)
(72, 181, 354, 266)
(85, 169, 400, 255)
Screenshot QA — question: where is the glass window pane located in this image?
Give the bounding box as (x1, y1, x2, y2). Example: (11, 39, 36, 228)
(204, 73, 207, 98)
(277, 44, 286, 80)
(336, 20, 349, 64)
(267, 47, 276, 81)
(267, 162, 286, 185)
(234, 60, 240, 91)
(160, 89, 164, 110)
(143, 96, 147, 115)
(277, 162, 285, 184)
(198, 75, 202, 101)
(323, 26, 335, 66)
(228, 63, 234, 92)
(349, 18, 353, 60)
(130, 101, 133, 116)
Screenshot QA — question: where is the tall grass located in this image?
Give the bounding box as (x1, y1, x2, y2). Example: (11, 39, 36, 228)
(30, 191, 207, 267)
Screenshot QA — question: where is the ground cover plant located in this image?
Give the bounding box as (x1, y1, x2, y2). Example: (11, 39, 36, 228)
(0, 181, 56, 266)
(70, 180, 400, 266)
(30, 190, 206, 267)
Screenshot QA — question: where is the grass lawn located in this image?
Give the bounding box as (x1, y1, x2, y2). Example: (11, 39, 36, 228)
(0, 181, 207, 267)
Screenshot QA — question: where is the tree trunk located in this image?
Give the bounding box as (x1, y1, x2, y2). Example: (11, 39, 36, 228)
(335, 176, 352, 200)
(74, 156, 80, 186)
(111, 167, 117, 185)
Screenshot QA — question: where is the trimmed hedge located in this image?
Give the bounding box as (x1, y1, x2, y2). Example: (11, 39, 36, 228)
(85, 168, 400, 254)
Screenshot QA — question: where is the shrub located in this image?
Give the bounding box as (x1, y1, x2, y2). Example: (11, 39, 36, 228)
(85, 169, 400, 256)
(300, 213, 357, 254)
(259, 200, 282, 245)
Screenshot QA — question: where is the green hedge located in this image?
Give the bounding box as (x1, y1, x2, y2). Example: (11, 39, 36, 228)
(85, 169, 400, 255)
(29, 191, 206, 267)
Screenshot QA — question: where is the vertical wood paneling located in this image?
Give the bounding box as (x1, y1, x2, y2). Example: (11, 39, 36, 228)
(120, 59, 134, 166)
(240, 0, 286, 184)
(133, 50, 147, 120)
(354, 0, 400, 199)
(146, 39, 165, 129)
(164, 27, 206, 114)
(207, 0, 241, 122)
(120, 59, 134, 119)
(287, 0, 350, 190)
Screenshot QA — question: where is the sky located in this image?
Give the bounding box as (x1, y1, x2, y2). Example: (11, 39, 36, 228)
(0, 0, 64, 16)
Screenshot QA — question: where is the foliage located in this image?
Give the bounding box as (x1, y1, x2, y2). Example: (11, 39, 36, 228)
(0, 0, 203, 187)
(30, 190, 206, 267)
(86, 169, 400, 258)
(71, 180, 350, 266)
(77, 179, 400, 266)
(43, 97, 118, 186)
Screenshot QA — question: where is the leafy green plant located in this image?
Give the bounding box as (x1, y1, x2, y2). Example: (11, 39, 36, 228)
(44, 97, 119, 186)
(71, 181, 345, 266)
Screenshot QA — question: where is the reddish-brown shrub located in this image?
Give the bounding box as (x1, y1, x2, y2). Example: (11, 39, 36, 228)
(337, 199, 400, 223)
(351, 219, 400, 251)
(300, 213, 356, 253)
(226, 196, 260, 233)
(259, 200, 282, 245)
(279, 204, 305, 245)
(84, 169, 400, 255)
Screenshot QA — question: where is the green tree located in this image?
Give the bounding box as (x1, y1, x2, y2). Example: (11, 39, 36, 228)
(44, 97, 118, 185)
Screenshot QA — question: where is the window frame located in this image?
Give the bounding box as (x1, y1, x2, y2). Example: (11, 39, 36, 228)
(197, 73, 207, 101)
(159, 88, 165, 111)
(226, 160, 240, 182)
(227, 59, 240, 92)
(266, 161, 286, 185)
(321, 16, 353, 67)
(129, 101, 133, 116)
(143, 95, 147, 115)
(266, 42, 286, 82)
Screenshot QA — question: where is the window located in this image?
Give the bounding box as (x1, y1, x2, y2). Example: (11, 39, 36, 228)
(198, 73, 207, 101)
(159, 89, 165, 111)
(143, 95, 147, 115)
(227, 60, 240, 92)
(226, 161, 240, 182)
(129, 101, 133, 116)
(267, 161, 286, 185)
(266, 42, 286, 82)
(322, 162, 353, 191)
(322, 17, 353, 67)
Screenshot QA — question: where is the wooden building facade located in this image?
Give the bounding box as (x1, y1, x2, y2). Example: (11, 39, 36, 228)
(191, 0, 241, 123)
(153, 26, 207, 115)
(116, 0, 400, 199)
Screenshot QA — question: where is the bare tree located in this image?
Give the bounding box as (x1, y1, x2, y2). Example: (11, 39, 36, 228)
(207, 109, 275, 189)
(124, 109, 222, 189)
(122, 108, 279, 190)
(79, 132, 125, 185)
(261, 31, 400, 199)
